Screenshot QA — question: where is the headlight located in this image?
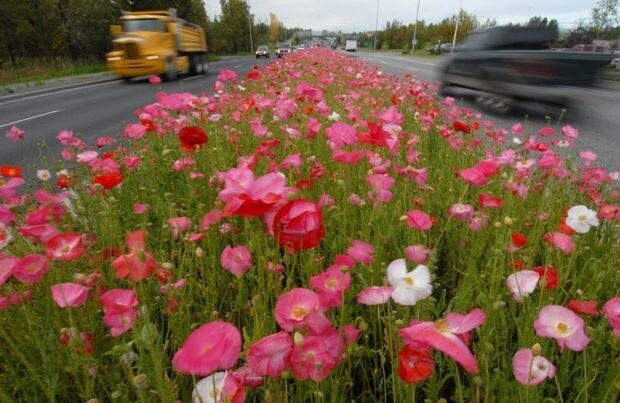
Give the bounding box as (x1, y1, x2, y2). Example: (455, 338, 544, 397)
(107, 56, 121, 61)
(146, 55, 159, 60)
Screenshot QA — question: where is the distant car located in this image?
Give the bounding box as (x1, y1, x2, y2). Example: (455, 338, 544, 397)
(297, 44, 305, 50)
(255, 46, 270, 59)
(611, 57, 619, 69)
(276, 43, 291, 58)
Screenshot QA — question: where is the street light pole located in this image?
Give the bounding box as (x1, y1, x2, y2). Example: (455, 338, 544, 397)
(412, 0, 420, 53)
(373, 0, 379, 51)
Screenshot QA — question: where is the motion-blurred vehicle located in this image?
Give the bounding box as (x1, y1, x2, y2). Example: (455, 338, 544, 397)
(106, 8, 207, 81)
(438, 26, 615, 112)
(255, 46, 270, 59)
(428, 43, 452, 55)
(297, 44, 306, 50)
(611, 57, 619, 69)
(276, 43, 291, 58)
(345, 40, 358, 52)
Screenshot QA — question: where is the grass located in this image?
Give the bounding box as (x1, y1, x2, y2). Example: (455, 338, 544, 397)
(0, 62, 107, 86)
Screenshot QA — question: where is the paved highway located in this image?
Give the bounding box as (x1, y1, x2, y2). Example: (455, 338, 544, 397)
(354, 52, 620, 171)
(0, 56, 269, 180)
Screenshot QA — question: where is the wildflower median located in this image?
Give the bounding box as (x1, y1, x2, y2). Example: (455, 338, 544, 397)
(1, 48, 619, 402)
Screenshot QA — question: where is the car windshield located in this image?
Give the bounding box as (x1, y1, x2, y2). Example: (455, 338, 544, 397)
(122, 19, 166, 33)
(257, 46, 268, 51)
(279, 44, 291, 49)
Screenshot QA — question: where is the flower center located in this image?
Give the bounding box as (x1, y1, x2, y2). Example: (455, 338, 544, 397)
(60, 245, 71, 254)
(292, 305, 308, 320)
(556, 322, 569, 335)
(578, 214, 587, 221)
(434, 318, 449, 332)
(27, 264, 39, 273)
(325, 278, 338, 289)
(403, 276, 415, 286)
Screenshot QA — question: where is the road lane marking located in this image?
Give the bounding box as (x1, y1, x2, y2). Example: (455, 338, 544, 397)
(0, 110, 61, 128)
(233, 64, 243, 68)
(182, 76, 203, 82)
(0, 81, 119, 107)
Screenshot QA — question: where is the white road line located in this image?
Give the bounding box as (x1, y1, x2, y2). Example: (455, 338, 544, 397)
(0, 110, 61, 128)
(0, 81, 119, 107)
(182, 75, 203, 82)
(233, 64, 243, 68)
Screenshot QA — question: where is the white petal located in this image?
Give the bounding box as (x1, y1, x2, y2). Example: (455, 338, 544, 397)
(391, 286, 423, 305)
(410, 265, 431, 286)
(386, 258, 408, 287)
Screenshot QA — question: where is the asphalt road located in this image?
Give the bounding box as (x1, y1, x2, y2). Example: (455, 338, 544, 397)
(354, 51, 620, 171)
(0, 55, 270, 180)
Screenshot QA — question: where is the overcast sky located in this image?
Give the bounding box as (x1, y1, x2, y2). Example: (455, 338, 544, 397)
(206, 0, 599, 32)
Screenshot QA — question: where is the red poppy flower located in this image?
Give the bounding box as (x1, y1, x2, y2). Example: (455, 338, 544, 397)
(178, 126, 208, 152)
(511, 258, 527, 270)
(92, 172, 123, 190)
(453, 120, 472, 134)
(141, 119, 155, 132)
(0, 166, 22, 178)
(532, 266, 558, 289)
(566, 300, 600, 316)
(273, 199, 324, 252)
(57, 174, 75, 189)
(397, 344, 434, 383)
(557, 217, 576, 235)
(247, 69, 261, 80)
(102, 152, 115, 160)
(295, 179, 314, 190)
(511, 233, 529, 248)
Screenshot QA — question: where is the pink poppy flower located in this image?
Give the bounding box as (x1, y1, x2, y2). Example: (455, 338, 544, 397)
(0, 177, 25, 200)
(232, 366, 264, 388)
(172, 321, 242, 376)
(405, 244, 431, 265)
(12, 254, 49, 284)
(274, 288, 328, 333)
(448, 203, 474, 221)
(100, 289, 138, 314)
(512, 348, 556, 386)
(406, 210, 433, 231)
(346, 240, 375, 264)
(133, 203, 150, 215)
(200, 209, 223, 230)
(309, 265, 351, 308)
(217, 69, 238, 82)
(460, 167, 488, 186)
(0, 256, 18, 285)
(247, 331, 292, 377)
(167, 216, 192, 240)
(400, 308, 486, 373)
(356, 286, 393, 305)
(325, 122, 358, 150)
(506, 270, 540, 303)
(602, 297, 620, 336)
(220, 245, 253, 276)
(544, 232, 575, 254)
(51, 283, 90, 308)
(192, 372, 245, 403)
(45, 233, 87, 261)
(533, 305, 590, 351)
(290, 332, 340, 381)
(468, 212, 489, 232)
(479, 193, 503, 209)
(5, 126, 25, 141)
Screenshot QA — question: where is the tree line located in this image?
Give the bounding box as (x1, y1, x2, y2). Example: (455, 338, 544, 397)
(361, 0, 619, 51)
(0, 0, 306, 68)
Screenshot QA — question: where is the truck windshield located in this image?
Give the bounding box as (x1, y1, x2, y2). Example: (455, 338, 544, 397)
(122, 19, 166, 33)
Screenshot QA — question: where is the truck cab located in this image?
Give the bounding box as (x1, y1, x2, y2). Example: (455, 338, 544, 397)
(106, 9, 207, 80)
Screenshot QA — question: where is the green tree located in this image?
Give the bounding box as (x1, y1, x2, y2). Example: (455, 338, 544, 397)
(591, 0, 619, 38)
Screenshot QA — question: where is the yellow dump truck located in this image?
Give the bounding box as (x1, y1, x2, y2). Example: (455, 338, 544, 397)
(106, 9, 207, 80)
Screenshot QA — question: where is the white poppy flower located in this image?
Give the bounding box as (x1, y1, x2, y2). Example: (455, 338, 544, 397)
(566, 205, 599, 234)
(506, 270, 539, 303)
(386, 258, 432, 305)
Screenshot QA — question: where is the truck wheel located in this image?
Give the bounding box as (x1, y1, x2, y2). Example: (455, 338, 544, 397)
(164, 60, 177, 81)
(189, 55, 198, 75)
(475, 94, 511, 114)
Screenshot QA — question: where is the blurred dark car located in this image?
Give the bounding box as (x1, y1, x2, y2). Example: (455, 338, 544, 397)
(255, 46, 270, 59)
(438, 26, 615, 112)
(276, 44, 291, 58)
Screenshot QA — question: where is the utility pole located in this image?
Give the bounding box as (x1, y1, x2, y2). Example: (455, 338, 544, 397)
(247, 2, 254, 52)
(412, 0, 421, 53)
(451, 0, 462, 53)
(374, 0, 379, 51)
